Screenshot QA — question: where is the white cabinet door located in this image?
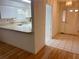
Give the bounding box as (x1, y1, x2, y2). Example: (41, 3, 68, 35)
(64, 11, 77, 35)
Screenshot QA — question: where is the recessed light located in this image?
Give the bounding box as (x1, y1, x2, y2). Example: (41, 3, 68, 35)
(66, 1, 72, 6)
(75, 10, 78, 12)
(69, 10, 73, 12)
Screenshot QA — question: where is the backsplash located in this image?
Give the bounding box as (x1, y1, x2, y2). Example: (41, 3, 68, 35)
(0, 17, 31, 24)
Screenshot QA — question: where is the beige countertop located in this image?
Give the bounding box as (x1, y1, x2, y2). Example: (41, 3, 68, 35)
(0, 22, 32, 33)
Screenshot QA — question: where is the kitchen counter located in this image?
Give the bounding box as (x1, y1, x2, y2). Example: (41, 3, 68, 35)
(0, 22, 32, 33)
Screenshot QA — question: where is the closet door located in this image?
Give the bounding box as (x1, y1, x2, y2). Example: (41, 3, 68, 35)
(64, 11, 77, 35)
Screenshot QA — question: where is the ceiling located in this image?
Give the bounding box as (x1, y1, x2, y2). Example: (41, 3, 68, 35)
(58, 0, 79, 2)
(10, 0, 31, 4)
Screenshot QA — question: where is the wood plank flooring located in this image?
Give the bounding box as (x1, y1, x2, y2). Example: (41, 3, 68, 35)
(0, 34, 79, 59)
(46, 34, 79, 54)
(0, 41, 79, 59)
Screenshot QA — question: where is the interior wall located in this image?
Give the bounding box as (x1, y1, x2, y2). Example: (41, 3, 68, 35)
(77, 13, 79, 32)
(59, 2, 79, 33)
(0, 0, 31, 19)
(52, 0, 60, 37)
(48, 0, 54, 5)
(45, 0, 61, 37)
(32, 0, 46, 54)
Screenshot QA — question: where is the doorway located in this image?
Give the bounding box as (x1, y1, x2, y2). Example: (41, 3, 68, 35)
(45, 4, 52, 43)
(61, 9, 78, 35)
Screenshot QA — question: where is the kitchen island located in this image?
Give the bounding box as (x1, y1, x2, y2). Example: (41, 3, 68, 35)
(0, 22, 32, 33)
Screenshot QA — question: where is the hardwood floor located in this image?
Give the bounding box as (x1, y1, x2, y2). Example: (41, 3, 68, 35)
(46, 34, 79, 54)
(0, 41, 79, 59)
(0, 34, 79, 59)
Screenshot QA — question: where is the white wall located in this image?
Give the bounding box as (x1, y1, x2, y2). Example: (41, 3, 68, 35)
(0, 6, 17, 18)
(33, 0, 46, 54)
(52, 0, 60, 37)
(0, 0, 31, 19)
